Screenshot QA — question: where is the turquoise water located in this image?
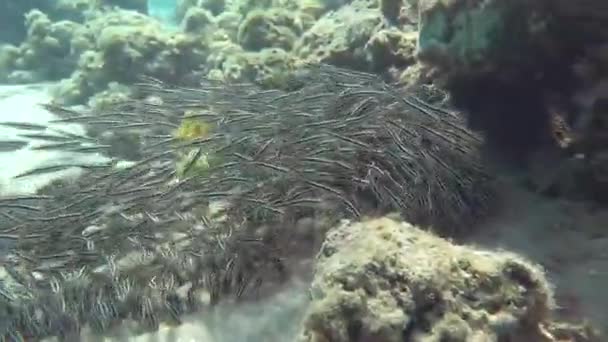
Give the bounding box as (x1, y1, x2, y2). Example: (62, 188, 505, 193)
(148, 0, 178, 25)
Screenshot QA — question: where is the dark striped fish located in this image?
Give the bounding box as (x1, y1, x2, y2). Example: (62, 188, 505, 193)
(13, 162, 113, 179)
(0, 140, 28, 152)
(0, 121, 47, 131)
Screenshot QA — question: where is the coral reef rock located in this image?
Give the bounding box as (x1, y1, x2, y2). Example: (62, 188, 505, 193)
(54, 9, 207, 105)
(415, 0, 608, 204)
(2, 0, 426, 105)
(416, 0, 608, 82)
(297, 217, 602, 342)
(294, 3, 383, 69)
(0, 0, 148, 45)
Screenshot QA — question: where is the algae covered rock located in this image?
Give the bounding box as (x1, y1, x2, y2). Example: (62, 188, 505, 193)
(237, 8, 310, 51)
(2, 0, 422, 105)
(52, 9, 208, 104)
(216, 11, 243, 36)
(295, 4, 383, 69)
(2, 6, 211, 104)
(365, 28, 418, 71)
(244, 48, 298, 88)
(296, 0, 347, 19)
(0, 0, 147, 45)
(180, 7, 215, 34)
(0, 0, 55, 44)
(228, 0, 298, 16)
(87, 81, 132, 109)
(205, 40, 247, 81)
(205, 42, 298, 87)
(292, 0, 419, 72)
(298, 217, 600, 342)
(0, 10, 88, 84)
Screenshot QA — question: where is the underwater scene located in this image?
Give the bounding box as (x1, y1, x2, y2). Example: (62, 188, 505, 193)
(0, 0, 607, 341)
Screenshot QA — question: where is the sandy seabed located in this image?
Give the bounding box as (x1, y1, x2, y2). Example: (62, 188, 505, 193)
(0, 84, 107, 195)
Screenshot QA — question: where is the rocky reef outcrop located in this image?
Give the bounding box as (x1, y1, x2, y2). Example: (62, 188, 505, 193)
(0, 0, 148, 44)
(0, 0, 424, 106)
(414, 0, 608, 204)
(297, 217, 602, 342)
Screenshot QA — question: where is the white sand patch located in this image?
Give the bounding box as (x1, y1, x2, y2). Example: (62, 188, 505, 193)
(0, 84, 109, 195)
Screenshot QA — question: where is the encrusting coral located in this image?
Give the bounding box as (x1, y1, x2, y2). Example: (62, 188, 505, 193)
(298, 217, 602, 342)
(1, 0, 426, 106)
(54, 9, 208, 105)
(294, 3, 383, 69)
(0, 10, 87, 84)
(237, 8, 310, 52)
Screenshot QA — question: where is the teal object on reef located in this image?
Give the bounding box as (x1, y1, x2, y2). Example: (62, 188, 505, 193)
(417, 1, 531, 67)
(148, 0, 178, 26)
